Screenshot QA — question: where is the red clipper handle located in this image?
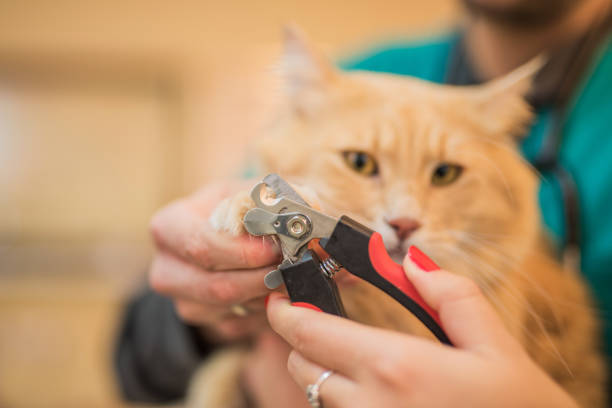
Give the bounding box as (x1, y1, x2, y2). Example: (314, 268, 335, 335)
(322, 216, 451, 345)
(368, 233, 441, 328)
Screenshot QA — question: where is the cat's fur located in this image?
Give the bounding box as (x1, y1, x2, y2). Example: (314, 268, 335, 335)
(195, 28, 607, 407)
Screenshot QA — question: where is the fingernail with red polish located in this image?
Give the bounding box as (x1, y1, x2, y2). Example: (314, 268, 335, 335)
(292, 302, 323, 312)
(264, 294, 271, 308)
(408, 246, 440, 272)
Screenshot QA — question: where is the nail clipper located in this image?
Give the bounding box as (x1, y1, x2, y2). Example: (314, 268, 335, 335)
(243, 174, 451, 345)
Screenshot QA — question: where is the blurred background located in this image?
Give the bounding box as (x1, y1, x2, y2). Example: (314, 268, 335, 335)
(0, 1, 457, 407)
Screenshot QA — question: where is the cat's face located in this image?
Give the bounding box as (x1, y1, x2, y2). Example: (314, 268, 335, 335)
(258, 29, 542, 283)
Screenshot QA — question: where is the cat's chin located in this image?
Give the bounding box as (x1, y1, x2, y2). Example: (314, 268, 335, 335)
(335, 269, 360, 286)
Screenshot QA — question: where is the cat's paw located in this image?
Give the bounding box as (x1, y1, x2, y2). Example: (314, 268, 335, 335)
(209, 182, 321, 236)
(209, 189, 255, 236)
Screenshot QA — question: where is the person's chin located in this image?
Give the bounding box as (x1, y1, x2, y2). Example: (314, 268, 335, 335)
(462, 0, 581, 27)
(464, 0, 526, 8)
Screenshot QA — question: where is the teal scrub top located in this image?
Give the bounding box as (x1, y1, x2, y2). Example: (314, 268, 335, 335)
(342, 32, 612, 375)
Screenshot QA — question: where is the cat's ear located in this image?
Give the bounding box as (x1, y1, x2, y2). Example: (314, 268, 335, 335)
(472, 55, 545, 138)
(280, 25, 338, 116)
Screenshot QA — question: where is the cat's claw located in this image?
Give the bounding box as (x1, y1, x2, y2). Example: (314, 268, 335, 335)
(209, 190, 255, 236)
(209, 182, 321, 236)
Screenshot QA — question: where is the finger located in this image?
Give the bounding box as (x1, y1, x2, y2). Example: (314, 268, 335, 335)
(287, 351, 357, 408)
(240, 296, 269, 313)
(267, 293, 443, 379)
(244, 331, 293, 383)
(180, 306, 268, 339)
(244, 332, 321, 407)
(173, 298, 226, 324)
(149, 252, 270, 305)
(150, 194, 280, 270)
(193, 314, 269, 343)
(173, 297, 267, 325)
(404, 247, 519, 354)
(212, 314, 269, 339)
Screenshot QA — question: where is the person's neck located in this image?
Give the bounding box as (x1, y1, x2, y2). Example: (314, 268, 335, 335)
(465, 0, 611, 80)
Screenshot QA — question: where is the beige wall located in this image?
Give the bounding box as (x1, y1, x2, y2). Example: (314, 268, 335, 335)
(0, 0, 459, 192)
(0, 1, 458, 407)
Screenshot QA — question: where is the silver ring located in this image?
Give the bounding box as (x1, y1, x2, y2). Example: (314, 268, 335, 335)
(306, 370, 333, 408)
(229, 304, 249, 317)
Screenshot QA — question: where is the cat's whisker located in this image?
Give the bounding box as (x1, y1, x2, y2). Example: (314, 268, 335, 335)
(477, 138, 548, 182)
(480, 265, 574, 378)
(434, 229, 518, 246)
(437, 243, 519, 317)
(476, 137, 538, 179)
(443, 230, 523, 260)
(446, 231, 521, 279)
(459, 233, 574, 319)
(435, 243, 542, 342)
(455, 229, 515, 240)
(453, 232, 565, 328)
(433, 240, 573, 377)
(456, 149, 517, 207)
(463, 234, 598, 312)
(482, 274, 572, 376)
(447, 231, 602, 357)
(459, 234, 521, 270)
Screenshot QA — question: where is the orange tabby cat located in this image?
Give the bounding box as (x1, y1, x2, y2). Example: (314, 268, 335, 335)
(195, 28, 606, 407)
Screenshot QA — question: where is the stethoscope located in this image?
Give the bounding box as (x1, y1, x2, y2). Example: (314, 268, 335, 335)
(445, 12, 612, 265)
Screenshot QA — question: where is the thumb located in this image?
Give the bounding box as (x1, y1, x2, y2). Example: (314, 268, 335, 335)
(404, 246, 519, 355)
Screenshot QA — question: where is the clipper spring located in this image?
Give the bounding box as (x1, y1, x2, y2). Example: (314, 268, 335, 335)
(319, 257, 342, 278)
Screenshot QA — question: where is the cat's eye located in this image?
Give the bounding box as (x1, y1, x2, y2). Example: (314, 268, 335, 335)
(342, 151, 379, 176)
(431, 163, 463, 186)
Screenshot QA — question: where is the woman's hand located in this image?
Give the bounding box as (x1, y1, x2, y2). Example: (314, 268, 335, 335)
(149, 181, 280, 341)
(266, 247, 579, 408)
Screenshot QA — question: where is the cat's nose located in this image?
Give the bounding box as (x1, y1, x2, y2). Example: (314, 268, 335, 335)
(387, 217, 421, 241)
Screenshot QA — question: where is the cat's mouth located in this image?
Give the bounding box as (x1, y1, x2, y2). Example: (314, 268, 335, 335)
(387, 247, 406, 264)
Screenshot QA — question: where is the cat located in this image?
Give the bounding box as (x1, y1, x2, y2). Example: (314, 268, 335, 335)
(194, 27, 607, 408)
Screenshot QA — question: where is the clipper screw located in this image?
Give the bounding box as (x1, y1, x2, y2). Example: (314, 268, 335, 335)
(287, 215, 311, 238)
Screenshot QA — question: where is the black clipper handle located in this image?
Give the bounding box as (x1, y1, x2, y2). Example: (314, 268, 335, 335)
(279, 256, 347, 317)
(322, 216, 452, 345)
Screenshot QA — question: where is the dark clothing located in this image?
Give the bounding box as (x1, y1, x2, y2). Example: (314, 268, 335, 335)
(114, 290, 212, 402)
